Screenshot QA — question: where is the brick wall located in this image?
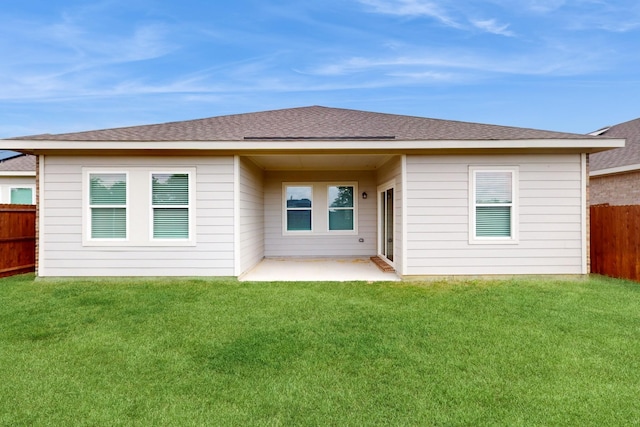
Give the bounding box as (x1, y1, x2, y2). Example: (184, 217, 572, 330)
(590, 170, 640, 206)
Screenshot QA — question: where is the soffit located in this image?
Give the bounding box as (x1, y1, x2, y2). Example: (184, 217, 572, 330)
(246, 154, 394, 170)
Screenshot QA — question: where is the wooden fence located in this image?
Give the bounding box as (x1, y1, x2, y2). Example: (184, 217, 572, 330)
(0, 204, 36, 278)
(590, 204, 640, 282)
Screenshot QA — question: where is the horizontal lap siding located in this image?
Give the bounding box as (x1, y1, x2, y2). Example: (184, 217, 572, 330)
(264, 170, 377, 257)
(41, 156, 235, 276)
(406, 154, 583, 276)
(239, 157, 264, 274)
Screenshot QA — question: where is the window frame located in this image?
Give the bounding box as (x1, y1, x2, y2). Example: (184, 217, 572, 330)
(326, 183, 358, 235)
(85, 170, 129, 243)
(282, 182, 359, 236)
(149, 171, 195, 242)
(468, 166, 519, 245)
(8, 185, 35, 204)
(283, 183, 314, 234)
(82, 167, 196, 247)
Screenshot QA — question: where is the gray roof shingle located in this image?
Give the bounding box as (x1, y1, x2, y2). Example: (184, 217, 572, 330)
(589, 117, 640, 171)
(0, 153, 36, 172)
(11, 106, 598, 142)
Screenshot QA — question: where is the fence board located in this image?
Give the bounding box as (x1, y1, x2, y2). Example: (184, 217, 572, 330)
(590, 205, 640, 282)
(0, 204, 36, 278)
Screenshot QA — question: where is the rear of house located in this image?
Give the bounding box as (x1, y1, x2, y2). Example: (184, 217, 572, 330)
(1, 106, 623, 278)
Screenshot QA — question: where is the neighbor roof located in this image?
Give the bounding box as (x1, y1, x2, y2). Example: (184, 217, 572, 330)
(0, 153, 36, 172)
(589, 117, 640, 172)
(11, 106, 601, 142)
(0, 150, 21, 161)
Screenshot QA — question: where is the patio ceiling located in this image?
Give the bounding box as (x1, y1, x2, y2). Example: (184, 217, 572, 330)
(245, 153, 395, 170)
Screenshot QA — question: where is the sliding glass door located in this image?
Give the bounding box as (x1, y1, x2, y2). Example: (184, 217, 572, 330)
(379, 185, 394, 262)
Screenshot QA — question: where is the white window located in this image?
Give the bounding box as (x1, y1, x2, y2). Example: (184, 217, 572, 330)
(469, 166, 518, 244)
(88, 172, 128, 240)
(9, 186, 35, 204)
(285, 185, 313, 232)
(328, 185, 355, 231)
(151, 172, 192, 240)
(83, 167, 195, 246)
(283, 182, 358, 235)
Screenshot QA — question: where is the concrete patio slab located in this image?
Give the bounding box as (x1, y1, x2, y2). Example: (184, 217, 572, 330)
(239, 257, 400, 282)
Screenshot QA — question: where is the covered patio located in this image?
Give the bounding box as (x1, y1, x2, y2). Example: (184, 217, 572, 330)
(237, 152, 403, 279)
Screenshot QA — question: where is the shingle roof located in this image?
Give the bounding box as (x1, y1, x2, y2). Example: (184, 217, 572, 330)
(0, 153, 36, 172)
(589, 117, 640, 171)
(11, 106, 596, 142)
(0, 150, 21, 161)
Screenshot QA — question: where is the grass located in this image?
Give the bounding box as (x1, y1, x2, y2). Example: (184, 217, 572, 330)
(1, 274, 640, 426)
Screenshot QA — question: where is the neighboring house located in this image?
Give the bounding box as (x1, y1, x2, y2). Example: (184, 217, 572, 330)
(0, 151, 36, 204)
(589, 118, 640, 205)
(0, 106, 623, 278)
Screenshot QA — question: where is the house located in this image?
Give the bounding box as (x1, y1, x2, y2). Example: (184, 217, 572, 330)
(589, 118, 640, 205)
(0, 151, 36, 204)
(0, 106, 623, 278)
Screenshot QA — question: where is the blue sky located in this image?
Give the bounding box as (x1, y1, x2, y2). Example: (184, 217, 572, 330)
(1, 0, 639, 138)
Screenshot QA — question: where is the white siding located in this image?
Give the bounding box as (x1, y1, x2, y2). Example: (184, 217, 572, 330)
(239, 157, 265, 274)
(405, 154, 585, 276)
(376, 156, 404, 275)
(264, 170, 377, 257)
(0, 176, 36, 203)
(40, 155, 235, 276)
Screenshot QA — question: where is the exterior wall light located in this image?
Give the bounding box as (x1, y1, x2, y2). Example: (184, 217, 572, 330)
(362, 192, 368, 199)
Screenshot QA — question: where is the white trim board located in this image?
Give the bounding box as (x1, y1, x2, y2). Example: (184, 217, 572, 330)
(590, 163, 640, 177)
(0, 171, 36, 176)
(1, 138, 626, 152)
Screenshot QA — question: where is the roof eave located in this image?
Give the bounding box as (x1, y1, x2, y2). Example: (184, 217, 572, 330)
(0, 138, 625, 154)
(590, 163, 640, 177)
(0, 170, 36, 176)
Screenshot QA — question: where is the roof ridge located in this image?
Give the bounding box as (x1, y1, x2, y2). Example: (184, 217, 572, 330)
(5, 105, 607, 142)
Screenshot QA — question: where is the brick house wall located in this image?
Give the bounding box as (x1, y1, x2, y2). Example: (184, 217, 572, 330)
(590, 170, 640, 206)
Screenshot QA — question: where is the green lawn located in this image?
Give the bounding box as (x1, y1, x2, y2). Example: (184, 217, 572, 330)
(1, 274, 639, 426)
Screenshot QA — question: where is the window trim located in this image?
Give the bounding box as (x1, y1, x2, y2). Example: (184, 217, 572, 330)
(82, 167, 196, 247)
(283, 183, 314, 234)
(85, 170, 129, 243)
(8, 185, 36, 204)
(282, 182, 359, 236)
(149, 170, 195, 242)
(468, 166, 519, 245)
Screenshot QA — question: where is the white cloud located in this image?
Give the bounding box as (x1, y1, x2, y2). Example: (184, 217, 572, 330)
(0, 6, 180, 102)
(309, 54, 478, 77)
(306, 41, 608, 82)
(386, 70, 458, 81)
(357, 0, 519, 36)
(0, 0, 631, 107)
(487, 0, 640, 33)
(356, 0, 462, 28)
(526, 0, 567, 13)
(44, 19, 176, 64)
(470, 19, 515, 36)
